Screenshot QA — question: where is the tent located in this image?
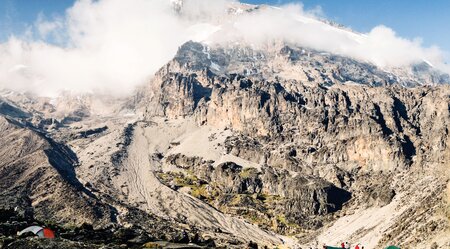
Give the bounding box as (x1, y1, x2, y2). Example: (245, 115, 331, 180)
(17, 226, 55, 239)
(385, 246, 400, 249)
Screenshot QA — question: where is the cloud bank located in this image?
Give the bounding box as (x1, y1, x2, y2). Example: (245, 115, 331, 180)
(0, 0, 447, 96)
(227, 4, 445, 68)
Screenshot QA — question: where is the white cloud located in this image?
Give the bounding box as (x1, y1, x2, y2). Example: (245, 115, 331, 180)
(35, 13, 65, 41)
(0, 0, 447, 96)
(180, 0, 234, 21)
(0, 0, 189, 96)
(222, 3, 446, 68)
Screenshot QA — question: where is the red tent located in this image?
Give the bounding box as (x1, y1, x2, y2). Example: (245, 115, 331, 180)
(42, 228, 55, 238)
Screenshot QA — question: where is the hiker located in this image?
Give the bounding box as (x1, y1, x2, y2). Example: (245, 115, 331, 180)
(345, 242, 350, 249)
(355, 244, 360, 249)
(341, 242, 345, 248)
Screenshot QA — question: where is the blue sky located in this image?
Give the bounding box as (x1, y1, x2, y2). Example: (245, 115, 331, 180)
(0, 0, 72, 36)
(0, 0, 449, 58)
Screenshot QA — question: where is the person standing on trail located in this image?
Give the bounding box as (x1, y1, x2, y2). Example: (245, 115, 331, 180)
(341, 242, 345, 248)
(355, 244, 360, 249)
(345, 242, 350, 249)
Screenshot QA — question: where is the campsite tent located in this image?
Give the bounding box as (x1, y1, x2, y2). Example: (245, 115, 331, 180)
(17, 226, 55, 238)
(385, 246, 400, 249)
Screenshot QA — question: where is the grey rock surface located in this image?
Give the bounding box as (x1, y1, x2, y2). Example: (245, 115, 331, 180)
(0, 40, 449, 248)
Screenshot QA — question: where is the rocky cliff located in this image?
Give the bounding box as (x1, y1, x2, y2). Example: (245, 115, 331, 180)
(140, 41, 450, 248)
(0, 40, 449, 248)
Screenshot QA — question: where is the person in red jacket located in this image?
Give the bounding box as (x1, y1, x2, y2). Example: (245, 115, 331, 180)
(355, 244, 360, 249)
(341, 242, 345, 248)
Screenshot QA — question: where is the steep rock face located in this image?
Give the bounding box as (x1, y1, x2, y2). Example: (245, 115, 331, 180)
(145, 42, 450, 173)
(141, 41, 450, 247)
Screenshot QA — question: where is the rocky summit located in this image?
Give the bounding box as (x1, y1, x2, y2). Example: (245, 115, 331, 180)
(1, 2, 450, 249)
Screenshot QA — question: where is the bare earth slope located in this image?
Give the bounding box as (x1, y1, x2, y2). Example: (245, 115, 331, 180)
(0, 116, 113, 226)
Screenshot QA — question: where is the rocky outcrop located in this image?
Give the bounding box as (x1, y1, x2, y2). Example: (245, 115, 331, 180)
(159, 153, 350, 234)
(145, 42, 450, 174)
(1, 40, 449, 248)
(141, 41, 450, 247)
